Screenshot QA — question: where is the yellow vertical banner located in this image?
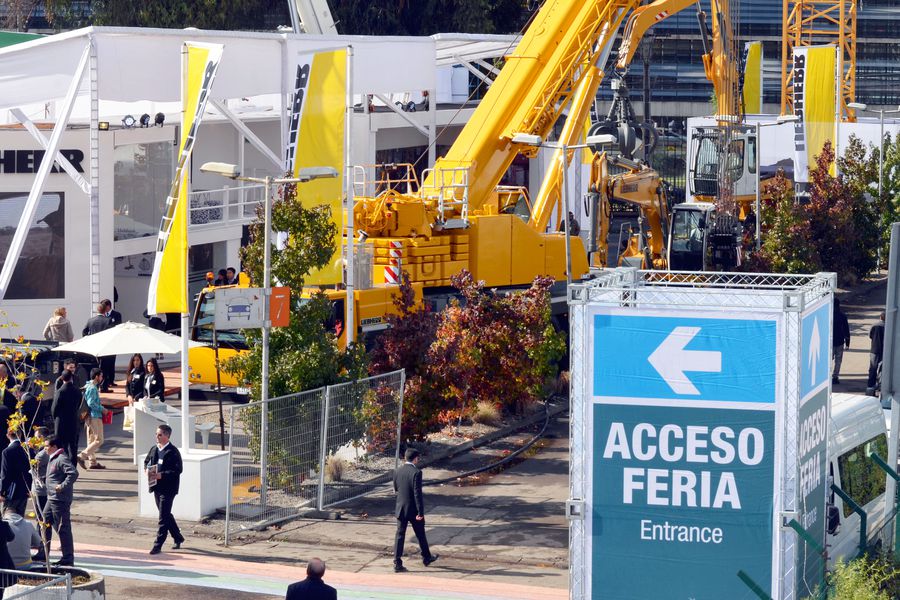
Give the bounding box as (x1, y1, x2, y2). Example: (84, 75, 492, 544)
(147, 42, 223, 314)
(742, 42, 763, 114)
(286, 49, 347, 285)
(803, 46, 837, 176)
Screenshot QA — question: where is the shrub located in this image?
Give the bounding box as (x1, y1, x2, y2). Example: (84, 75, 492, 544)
(827, 557, 898, 600)
(325, 456, 345, 483)
(472, 401, 501, 426)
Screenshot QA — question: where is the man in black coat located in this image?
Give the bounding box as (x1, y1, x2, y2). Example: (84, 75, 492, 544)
(101, 299, 122, 389)
(144, 424, 184, 554)
(392, 447, 438, 572)
(51, 370, 80, 462)
(285, 558, 337, 600)
(83, 302, 113, 392)
(0, 431, 31, 516)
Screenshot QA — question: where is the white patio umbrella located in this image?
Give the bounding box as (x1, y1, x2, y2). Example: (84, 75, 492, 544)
(54, 321, 205, 357)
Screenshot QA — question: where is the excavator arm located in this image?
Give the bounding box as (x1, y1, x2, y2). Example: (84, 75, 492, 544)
(529, 0, 702, 245)
(588, 152, 670, 269)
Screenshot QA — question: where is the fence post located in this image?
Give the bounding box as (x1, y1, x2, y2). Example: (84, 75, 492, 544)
(395, 369, 405, 470)
(65, 572, 72, 599)
(225, 405, 236, 547)
(317, 387, 331, 511)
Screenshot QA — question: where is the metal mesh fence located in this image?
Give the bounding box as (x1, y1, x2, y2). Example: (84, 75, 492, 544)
(318, 370, 404, 510)
(224, 370, 404, 543)
(225, 386, 326, 542)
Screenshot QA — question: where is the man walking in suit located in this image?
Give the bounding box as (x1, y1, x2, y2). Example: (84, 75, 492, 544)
(43, 435, 78, 566)
(0, 430, 31, 516)
(51, 370, 80, 462)
(285, 558, 337, 600)
(83, 303, 113, 392)
(144, 424, 184, 555)
(393, 447, 438, 572)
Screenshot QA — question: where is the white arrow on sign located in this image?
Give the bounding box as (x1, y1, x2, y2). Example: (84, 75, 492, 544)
(648, 326, 722, 395)
(808, 317, 821, 387)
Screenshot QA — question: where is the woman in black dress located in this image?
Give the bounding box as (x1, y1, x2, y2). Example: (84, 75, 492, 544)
(144, 358, 165, 402)
(125, 353, 145, 406)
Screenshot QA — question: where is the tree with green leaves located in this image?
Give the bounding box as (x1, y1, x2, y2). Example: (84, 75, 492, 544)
(223, 179, 366, 491)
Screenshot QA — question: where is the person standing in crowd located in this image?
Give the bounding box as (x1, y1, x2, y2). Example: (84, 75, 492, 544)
(144, 358, 165, 403)
(832, 298, 851, 384)
(214, 269, 228, 286)
(55, 359, 80, 391)
(0, 518, 15, 592)
(285, 558, 337, 600)
(77, 368, 106, 470)
(42, 308, 74, 343)
(125, 354, 146, 406)
(30, 427, 50, 562)
(101, 299, 122, 389)
(226, 267, 239, 285)
(0, 430, 31, 515)
(867, 311, 886, 395)
(43, 435, 78, 567)
(52, 370, 80, 462)
(0, 365, 14, 413)
(4, 508, 41, 570)
(83, 303, 113, 392)
(144, 424, 184, 555)
(392, 448, 438, 573)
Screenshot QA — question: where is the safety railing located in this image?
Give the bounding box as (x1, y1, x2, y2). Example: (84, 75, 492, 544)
(0, 569, 72, 599)
(188, 183, 266, 228)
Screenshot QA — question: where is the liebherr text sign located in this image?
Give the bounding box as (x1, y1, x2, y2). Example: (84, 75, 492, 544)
(589, 308, 779, 599)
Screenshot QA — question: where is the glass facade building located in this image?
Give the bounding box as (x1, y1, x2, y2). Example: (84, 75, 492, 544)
(599, 0, 900, 117)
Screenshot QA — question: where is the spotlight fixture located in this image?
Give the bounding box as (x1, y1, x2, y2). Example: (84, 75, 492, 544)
(122, 114, 136, 128)
(154, 112, 165, 127)
(139, 113, 151, 128)
(98, 121, 110, 131)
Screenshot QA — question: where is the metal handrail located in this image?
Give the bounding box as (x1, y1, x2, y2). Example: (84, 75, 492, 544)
(188, 183, 266, 228)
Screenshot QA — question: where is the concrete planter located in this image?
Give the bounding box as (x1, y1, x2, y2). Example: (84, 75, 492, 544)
(3, 566, 104, 599)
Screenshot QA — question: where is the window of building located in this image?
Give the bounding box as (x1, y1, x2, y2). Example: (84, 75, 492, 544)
(837, 433, 888, 518)
(114, 141, 175, 241)
(0, 192, 64, 299)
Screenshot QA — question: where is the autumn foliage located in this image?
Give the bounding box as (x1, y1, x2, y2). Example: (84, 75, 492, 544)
(369, 271, 564, 442)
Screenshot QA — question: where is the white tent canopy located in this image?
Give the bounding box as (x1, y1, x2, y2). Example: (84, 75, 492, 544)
(0, 26, 438, 112)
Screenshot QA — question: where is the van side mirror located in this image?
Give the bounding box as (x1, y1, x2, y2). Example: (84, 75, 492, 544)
(826, 504, 840, 535)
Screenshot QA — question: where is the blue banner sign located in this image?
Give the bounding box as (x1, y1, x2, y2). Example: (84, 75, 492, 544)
(593, 313, 777, 403)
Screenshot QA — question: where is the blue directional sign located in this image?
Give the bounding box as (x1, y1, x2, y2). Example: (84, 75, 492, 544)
(800, 301, 831, 399)
(593, 313, 777, 403)
(589, 307, 779, 600)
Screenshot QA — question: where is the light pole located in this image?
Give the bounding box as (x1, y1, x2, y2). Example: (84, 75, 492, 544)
(510, 133, 611, 285)
(754, 115, 799, 250)
(199, 161, 338, 509)
(848, 103, 900, 202)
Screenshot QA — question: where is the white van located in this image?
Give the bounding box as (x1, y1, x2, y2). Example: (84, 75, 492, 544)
(826, 393, 890, 566)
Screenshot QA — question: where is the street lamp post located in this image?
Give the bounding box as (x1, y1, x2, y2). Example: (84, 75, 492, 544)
(199, 162, 338, 509)
(849, 103, 900, 202)
(754, 115, 799, 250)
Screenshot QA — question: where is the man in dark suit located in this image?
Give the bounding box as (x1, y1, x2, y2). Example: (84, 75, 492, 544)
(285, 558, 337, 600)
(51, 370, 81, 462)
(101, 299, 122, 389)
(83, 302, 113, 392)
(144, 424, 184, 555)
(0, 430, 31, 515)
(392, 447, 438, 572)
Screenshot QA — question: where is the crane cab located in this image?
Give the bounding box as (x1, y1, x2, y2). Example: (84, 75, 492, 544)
(688, 127, 758, 219)
(667, 202, 715, 271)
